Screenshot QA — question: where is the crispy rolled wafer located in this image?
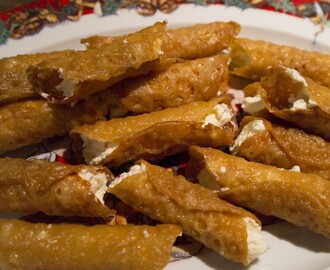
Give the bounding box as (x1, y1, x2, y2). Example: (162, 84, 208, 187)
(187, 146, 330, 239)
(82, 21, 240, 60)
(0, 50, 72, 105)
(70, 97, 238, 167)
(230, 38, 330, 88)
(0, 158, 113, 219)
(255, 67, 330, 138)
(231, 116, 330, 180)
(108, 160, 267, 265)
(0, 98, 102, 154)
(28, 22, 170, 104)
(98, 54, 230, 117)
(0, 219, 181, 270)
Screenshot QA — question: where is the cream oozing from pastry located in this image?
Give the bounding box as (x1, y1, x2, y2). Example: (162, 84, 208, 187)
(230, 120, 266, 154)
(285, 68, 317, 111)
(109, 164, 146, 188)
(78, 168, 109, 204)
(55, 68, 77, 98)
(197, 168, 268, 263)
(285, 68, 308, 86)
(241, 95, 265, 115)
(202, 104, 235, 128)
(81, 135, 118, 165)
(289, 165, 301, 172)
(243, 217, 268, 264)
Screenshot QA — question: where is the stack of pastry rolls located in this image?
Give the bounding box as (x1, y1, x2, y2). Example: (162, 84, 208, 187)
(1, 20, 270, 269)
(182, 39, 330, 241)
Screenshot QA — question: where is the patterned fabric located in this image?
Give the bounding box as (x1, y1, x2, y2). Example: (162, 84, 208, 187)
(0, 0, 329, 45)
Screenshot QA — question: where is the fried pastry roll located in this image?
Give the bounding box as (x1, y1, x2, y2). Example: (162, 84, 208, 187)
(0, 98, 102, 154)
(0, 158, 113, 219)
(28, 22, 170, 104)
(0, 50, 73, 105)
(186, 146, 330, 239)
(82, 21, 240, 60)
(231, 116, 330, 180)
(108, 160, 268, 265)
(0, 219, 181, 270)
(229, 38, 330, 88)
(70, 97, 238, 167)
(253, 66, 330, 138)
(98, 54, 230, 117)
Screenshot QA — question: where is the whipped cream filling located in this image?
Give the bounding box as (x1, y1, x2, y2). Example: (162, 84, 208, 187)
(78, 168, 109, 204)
(230, 120, 266, 154)
(202, 104, 235, 128)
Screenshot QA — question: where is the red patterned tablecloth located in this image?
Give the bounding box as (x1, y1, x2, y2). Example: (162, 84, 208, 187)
(0, 0, 329, 45)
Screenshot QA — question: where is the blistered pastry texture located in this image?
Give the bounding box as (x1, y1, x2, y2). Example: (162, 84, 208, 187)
(28, 22, 169, 104)
(98, 54, 230, 116)
(0, 50, 72, 105)
(0, 158, 113, 219)
(187, 146, 330, 239)
(70, 97, 237, 167)
(235, 116, 330, 180)
(256, 67, 330, 138)
(0, 99, 102, 154)
(82, 21, 240, 60)
(0, 219, 181, 270)
(109, 160, 266, 265)
(230, 38, 330, 89)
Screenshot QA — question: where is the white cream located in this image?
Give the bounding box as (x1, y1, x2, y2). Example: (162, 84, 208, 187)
(290, 99, 309, 110)
(241, 95, 265, 115)
(284, 68, 308, 87)
(78, 168, 109, 204)
(288, 85, 317, 111)
(289, 165, 301, 172)
(230, 120, 266, 154)
(81, 135, 118, 165)
(284, 68, 317, 111)
(202, 104, 234, 128)
(39, 92, 50, 99)
(109, 164, 146, 188)
(55, 68, 77, 98)
(244, 217, 268, 264)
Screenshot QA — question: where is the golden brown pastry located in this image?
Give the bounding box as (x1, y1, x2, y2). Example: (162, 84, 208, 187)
(0, 98, 102, 154)
(252, 67, 330, 138)
(0, 158, 113, 219)
(98, 54, 230, 117)
(82, 21, 240, 60)
(28, 22, 170, 104)
(0, 218, 181, 270)
(186, 146, 330, 239)
(231, 116, 330, 180)
(0, 50, 72, 105)
(229, 37, 330, 88)
(108, 160, 268, 265)
(70, 97, 238, 167)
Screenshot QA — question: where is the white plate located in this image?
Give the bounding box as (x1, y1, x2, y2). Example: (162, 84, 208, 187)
(1, 4, 330, 270)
